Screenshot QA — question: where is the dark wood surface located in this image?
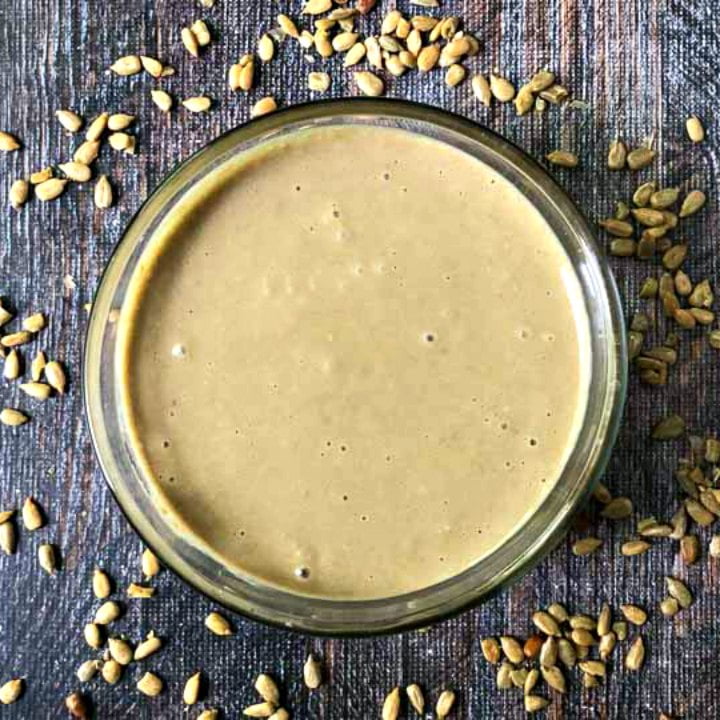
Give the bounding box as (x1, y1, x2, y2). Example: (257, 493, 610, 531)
(0, 0, 718, 717)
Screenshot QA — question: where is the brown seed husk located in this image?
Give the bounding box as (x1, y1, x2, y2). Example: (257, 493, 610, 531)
(0, 679, 23, 704)
(524, 634, 543, 659)
(303, 654, 322, 688)
(205, 611, 233, 635)
(406, 683, 424, 713)
(382, 687, 400, 720)
(66, 691, 90, 718)
(625, 636, 645, 670)
(137, 671, 164, 696)
(184, 671, 203, 704)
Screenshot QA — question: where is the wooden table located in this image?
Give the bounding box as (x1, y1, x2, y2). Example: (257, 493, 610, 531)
(0, 0, 716, 717)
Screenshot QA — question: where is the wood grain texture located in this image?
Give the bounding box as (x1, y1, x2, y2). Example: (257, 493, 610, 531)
(0, 0, 718, 717)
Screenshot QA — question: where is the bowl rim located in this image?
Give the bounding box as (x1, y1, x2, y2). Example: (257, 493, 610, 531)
(84, 97, 628, 636)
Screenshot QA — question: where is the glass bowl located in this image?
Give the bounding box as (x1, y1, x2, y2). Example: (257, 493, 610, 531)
(84, 98, 627, 636)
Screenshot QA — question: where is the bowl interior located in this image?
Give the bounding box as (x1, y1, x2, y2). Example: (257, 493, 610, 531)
(84, 99, 627, 635)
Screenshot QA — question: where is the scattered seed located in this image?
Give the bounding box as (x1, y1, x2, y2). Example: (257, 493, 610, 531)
(571, 628, 595, 647)
(548, 603, 569, 623)
(627, 146, 655, 170)
(303, 654, 322, 688)
(496, 662, 513, 690)
(686, 498, 715, 526)
(137, 671, 164, 696)
(406, 683, 424, 714)
(95, 600, 121, 625)
(666, 577, 692, 608)
(0, 408, 28, 426)
(73, 140, 100, 165)
(599, 631, 616, 660)
(127, 582, 155, 598)
(679, 190, 706, 218)
(523, 634, 543, 659)
(134, 634, 162, 660)
(192, 20, 211, 46)
(445, 64, 466, 87)
(651, 415, 685, 440)
(354, 71, 384, 96)
(382, 687, 400, 720)
(547, 150, 579, 168)
(480, 636, 501, 663)
(66, 690, 91, 718)
(182, 96, 212, 113)
(660, 596, 680, 617)
(110, 55, 142, 75)
(0, 522, 16, 554)
(183, 671, 203, 705)
(3, 350, 19, 380)
(102, 659, 122, 685)
(277, 14, 299, 37)
(93, 568, 112, 599)
(38, 543, 57, 574)
(686, 115, 704, 143)
(0, 679, 23, 705)
(151, 90, 174, 112)
(621, 539, 651, 556)
(43, 361, 66, 394)
(0, 132, 20, 152)
(500, 636, 524, 664)
(83, 623, 103, 649)
(572, 537, 602, 556)
(205, 611, 233, 636)
(539, 636, 557, 668)
(524, 695, 550, 713)
(435, 689, 455, 718)
(251, 97, 278, 118)
(140, 56, 164, 77)
(109, 637, 134, 665)
(56, 110, 83, 133)
(35, 178, 67, 202)
(489, 74, 515, 101)
(539, 84, 569, 103)
(625, 636, 645, 670)
(21, 497, 43, 530)
(680, 534, 700, 565)
(182, 27, 200, 57)
(607, 139, 627, 169)
(620, 604, 647, 626)
(9, 179, 29, 209)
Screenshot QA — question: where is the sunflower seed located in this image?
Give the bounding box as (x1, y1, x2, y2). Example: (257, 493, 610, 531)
(0, 679, 23, 704)
(480, 637, 501, 663)
(660, 596, 680, 617)
(601, 496, 633, 518)
(182, 27, 200, 57)
(76, 660, 99, 683)
(547, 150, 579, 168)
(579, 660, 606, 677)
(140, 56, 164, 77)
(471, 74, 492, 105)
(445, 64, 466, 87)
(435, 689, 455, 718)
(38, 543, 57, 573)
(680, 534, 700, 564)
(95, 600, 121, 624)
(539, 84, 569, 103)
(109, 637, 134, 665)
(205, 611, 233, 635)
(686, 115, 704, 143)
(620, 604, 647, 625)
(406, 683, 424, 713)
(0, 522, 16, 554)
(137, 672, 164, 696)
(599, 631, 616, 660)
(666, 577, 692, 608)
(151, 89, 174, 112)
(251, 97, 278, 118)
(607, 139, 627, 169)
(489, 74, 515, 101)
(540, 665, 566, 693)
(343, 43, 366, 67)
(303, 654, 322, 688)
(651, 415, 685, 440)
(183, 671, 203, 704)
(627, 146, 655, 170)
(625, 636, 645, 670)
(571, 628, 595, 647)
(83, 623, 103, 649)
(73, 140, 100, 165)
(35, 178, 67, 202)
(524, 695, 550, 713)
(3, 350, 19, 380)
(621, 539, 651, 556)
(101, 659, 123, 685)
(500, 636, 524, 663)
(679, 190, 706, 217)
(133, 632, 162, 660)
(56, 109, 83, 133)
(539, 636, 557, 667)
(9, 179, 29, 209)
(382, 687, 400, 720)
(21, 497, 43, 530)
(182, 96, 212, 113)
(0, 409, 28, 426)
(354, 71, 384, 96)
(192, 20, 211, 46)
(496, 662, 513, 690)
(110, 55, 142, 75)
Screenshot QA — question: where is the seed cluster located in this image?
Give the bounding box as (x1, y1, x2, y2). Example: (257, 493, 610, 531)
(481, 601, 646, 714)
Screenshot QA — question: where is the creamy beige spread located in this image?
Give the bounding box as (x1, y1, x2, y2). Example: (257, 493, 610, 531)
(118, 125, 590, 600)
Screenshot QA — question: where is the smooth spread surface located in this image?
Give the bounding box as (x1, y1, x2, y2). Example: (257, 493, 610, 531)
(120, 125, 590, 600)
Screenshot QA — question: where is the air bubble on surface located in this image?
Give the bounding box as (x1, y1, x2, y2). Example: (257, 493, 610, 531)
(294, 566, 310, 579)
(171, 343, 187, 358)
